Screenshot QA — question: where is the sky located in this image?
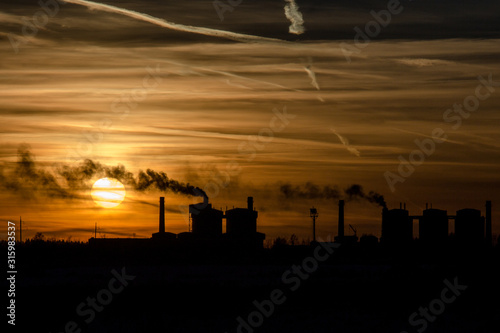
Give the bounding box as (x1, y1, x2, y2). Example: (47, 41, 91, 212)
(1, 0, 499, 242)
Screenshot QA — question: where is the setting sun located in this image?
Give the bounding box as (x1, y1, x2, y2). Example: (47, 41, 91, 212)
(91, 178, 126, 208)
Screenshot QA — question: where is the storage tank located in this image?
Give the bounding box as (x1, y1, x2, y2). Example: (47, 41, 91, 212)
(381, 208, 413, 245)
(190, 203, 223, 237)
(226, 208, 258, 236)
(419, 208, 448, 244)
(455, 208, 484, 244)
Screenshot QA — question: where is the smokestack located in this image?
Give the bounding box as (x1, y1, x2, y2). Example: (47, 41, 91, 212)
(247, 197, 254, 211)
(159, 197, 165, 233)
(338, 200, 345, 238)
(486, 200, 492, 246)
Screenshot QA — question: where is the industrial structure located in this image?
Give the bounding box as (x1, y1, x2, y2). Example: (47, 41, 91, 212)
(91, 196, 265, 250)
(187, 196, 265, 249)
(380, 200, 493, 247)
(381, 204, 412, 246)
(334, 200, 358, 244)
(152, 197, 176, 240)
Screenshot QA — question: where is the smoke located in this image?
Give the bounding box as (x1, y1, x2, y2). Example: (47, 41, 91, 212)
(280, 182, 340, 199)
(0, 144, 71, 199)
(344, 184, 386, 208)
(284, 0, 305, 35)
(280, 182, 386, 208)
(63, 0, 287, 44)
(0, 145, 207, 201)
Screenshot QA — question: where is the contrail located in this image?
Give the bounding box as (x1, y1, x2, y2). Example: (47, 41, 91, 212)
(304, 65, 319, 90)
(62, 0, 288, 44)
(159, 58, 305, 93)
(330, 128, 361, 157)
(284, 0, 305, 35)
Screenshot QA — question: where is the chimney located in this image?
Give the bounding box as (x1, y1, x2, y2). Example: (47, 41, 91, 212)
(159, 197, 165, 233)
(247, 196, 254, 211)
(338, 200, 345, 238)
(486, 200, 492, 246)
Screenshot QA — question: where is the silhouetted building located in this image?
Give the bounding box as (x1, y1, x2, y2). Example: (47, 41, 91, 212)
(381, 207, 413, 246)
(360, 234, 378, 247)
(455, 208, 484, 245)
(226, 197, 257, 236)
(419, 208, 448, 244)
(190, 197, 223, 238)
(224, 197, 265, 249)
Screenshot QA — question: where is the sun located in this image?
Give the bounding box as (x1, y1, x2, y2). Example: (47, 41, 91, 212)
(91, 178, 126, 208)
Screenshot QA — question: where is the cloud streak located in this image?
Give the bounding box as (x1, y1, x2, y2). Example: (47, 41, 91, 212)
(284, 0, 305, 35)
(304, 65, 319, 90)
(330, 128, 361, 157)
(62, 0, 288, 44)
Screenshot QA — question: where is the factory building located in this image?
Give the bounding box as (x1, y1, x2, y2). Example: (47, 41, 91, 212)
(381, 205, 413, 246)
(190, 197, 224, 238)
(224, 197, 265, 249)
(379, 201, 493, 248)
(419, 208, 449, 245)
(455, 208, 484, 245)
(226, 197, 257, 236)
(184, 196, 266, 249)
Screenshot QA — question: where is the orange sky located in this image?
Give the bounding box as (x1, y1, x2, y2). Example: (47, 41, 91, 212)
(1, 1, 499, 242)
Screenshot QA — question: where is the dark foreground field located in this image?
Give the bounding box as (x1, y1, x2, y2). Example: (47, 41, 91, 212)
(4, 241, 500, 333)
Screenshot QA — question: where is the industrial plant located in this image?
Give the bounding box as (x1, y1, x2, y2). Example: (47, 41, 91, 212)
(317, 199, 493, 248)
(89, 193, 494, 251)
(91, 196, 266, 250)
(379, 200, 493, 247)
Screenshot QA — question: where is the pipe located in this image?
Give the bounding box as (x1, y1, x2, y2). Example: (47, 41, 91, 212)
(248, 197, 254, 211)
(338, 200, 345, 238)
(486, 200, 492, 246)
(159, 197, 165, 233)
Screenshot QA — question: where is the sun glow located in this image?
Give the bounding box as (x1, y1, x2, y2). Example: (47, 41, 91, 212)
(91, 178, 126, 208)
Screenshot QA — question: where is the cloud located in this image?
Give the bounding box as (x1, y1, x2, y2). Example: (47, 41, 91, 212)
(284, 0, 305, 35)
(395, 58, 454, 67)
(62, 0, 288, 44)
(304, 65, 320, 90)
(330, 128, 361, 157)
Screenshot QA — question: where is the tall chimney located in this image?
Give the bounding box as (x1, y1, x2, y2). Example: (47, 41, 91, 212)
(486, 200, 492, 246)
(247, 197, 254, 211)
(338, 200, 345, 239)
(159, 197, 165, 233)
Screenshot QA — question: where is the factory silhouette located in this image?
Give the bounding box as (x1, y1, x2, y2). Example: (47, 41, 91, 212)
(90, 196, 266, 250)
(89, 194, 494, 251)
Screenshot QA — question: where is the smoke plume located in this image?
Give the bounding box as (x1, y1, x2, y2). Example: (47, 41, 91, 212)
(280, 182, 386, 208)
(0, 145, 207, 200)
